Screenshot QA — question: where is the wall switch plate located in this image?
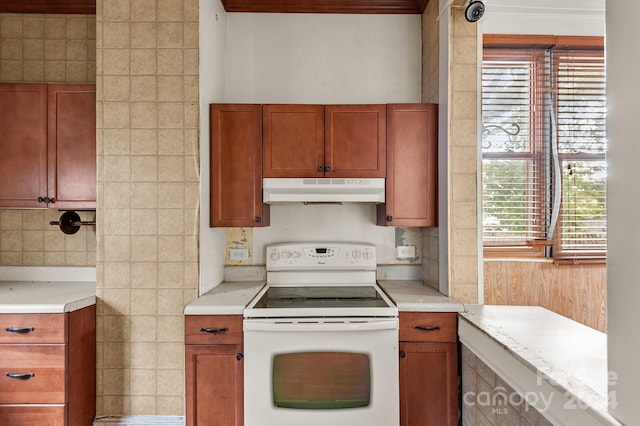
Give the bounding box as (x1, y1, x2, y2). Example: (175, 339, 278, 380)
(230, 248, 249, 261)
(396, 245, 416, 259)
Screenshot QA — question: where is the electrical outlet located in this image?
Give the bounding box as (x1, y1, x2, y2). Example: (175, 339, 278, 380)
(396, 245, 416, 259)
(229, 248, 249, 261)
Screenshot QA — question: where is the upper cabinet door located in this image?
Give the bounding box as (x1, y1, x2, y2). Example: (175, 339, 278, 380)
(0, 84, 47, 208)
(378, 103, 438, 227)
(47, 84, 96, 210)
(325, 104, 386, 178)
(263, 104, 324, 178)
(210, 104, 269, 227)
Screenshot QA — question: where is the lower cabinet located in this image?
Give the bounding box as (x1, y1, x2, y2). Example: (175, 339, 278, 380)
(0, 305, 96, 426)
(399, 312, 458, 426)
(185, 315, 243, 426)
(184, 312, 458, 426)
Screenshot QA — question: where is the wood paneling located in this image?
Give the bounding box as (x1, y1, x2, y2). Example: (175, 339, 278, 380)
(221, 0, 430, 14)
(0, 0, 95, 14)
(484, 261, 607, 332)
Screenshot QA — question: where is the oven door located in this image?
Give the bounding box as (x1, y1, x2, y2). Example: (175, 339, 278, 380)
(243, 318, 399, 426)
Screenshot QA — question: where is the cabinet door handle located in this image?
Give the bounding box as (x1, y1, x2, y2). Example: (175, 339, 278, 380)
(317, 166, 323, 172)
(37, 196, 52, 204)
(5, 327, 35, 334)
(324, 166, 331, 172)
(386, 215, 393, 222)
(236, 353, 244, 361)
(399, 350, 406, 359)
(255, 216, 261, 223)
(6, 372, 35, 380)
(413, 325, 440, 332)
(200, 327, 229, 334)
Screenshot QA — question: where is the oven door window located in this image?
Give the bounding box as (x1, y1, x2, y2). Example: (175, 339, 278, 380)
(272, 352, 371, 409)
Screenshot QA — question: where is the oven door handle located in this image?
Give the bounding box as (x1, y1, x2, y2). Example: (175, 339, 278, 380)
(243, 319, 398, 332)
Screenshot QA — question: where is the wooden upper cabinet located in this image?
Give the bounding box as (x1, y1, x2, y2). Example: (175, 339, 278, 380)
(210, 104, 270, 227)
(0, 84, 48, 208)
(264, 104, 386, 178)
(0, 83, 96, 209)
(378, 103, 437, 226)
(325, 104, 386, 178)
(263, 104, 325, 177)
(48, 84, 96, 210)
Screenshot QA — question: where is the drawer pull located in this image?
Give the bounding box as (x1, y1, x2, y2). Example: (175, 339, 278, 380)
(413, 325, 440, 332)
(5, 327, 35, 334)
(6, 372, 35, 380)
(200, 327, 229, 334)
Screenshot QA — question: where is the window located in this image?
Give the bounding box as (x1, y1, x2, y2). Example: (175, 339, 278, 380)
(481, 36, 606, 261)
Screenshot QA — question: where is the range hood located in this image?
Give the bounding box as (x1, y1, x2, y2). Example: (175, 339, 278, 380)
(263, 178, 385, 204)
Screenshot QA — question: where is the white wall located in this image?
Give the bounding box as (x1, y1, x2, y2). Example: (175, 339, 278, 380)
(199, 0, 228, 291)
(481, 0, 604, 36)
(224, 13, 422, 104)
(199, 12, 423, 290)
(606, 1, 640, 422)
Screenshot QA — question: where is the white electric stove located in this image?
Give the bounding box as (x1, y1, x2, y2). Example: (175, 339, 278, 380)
(243, 242, 399, 426)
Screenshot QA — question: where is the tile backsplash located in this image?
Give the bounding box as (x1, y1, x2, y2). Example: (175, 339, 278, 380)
(0, 13, 96, 83)
(0, 209, 96, 266)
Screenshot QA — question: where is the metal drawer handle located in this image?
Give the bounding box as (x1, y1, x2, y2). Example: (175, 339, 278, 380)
(6, 372, 35, 380)
(5, 327, 35, 334)
(413, 325, 440, 332)
(200, 327, 229, 334)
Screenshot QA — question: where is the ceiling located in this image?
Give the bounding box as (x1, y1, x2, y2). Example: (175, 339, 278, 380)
(221, 0, 431, 14)
(0, 0, 430, 15)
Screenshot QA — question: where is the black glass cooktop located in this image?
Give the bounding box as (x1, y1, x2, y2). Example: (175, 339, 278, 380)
(252, 286, 391, 309)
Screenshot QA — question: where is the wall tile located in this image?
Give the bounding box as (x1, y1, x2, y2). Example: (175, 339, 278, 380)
(95, 0, 198, 414)
(103, 23, 130, 49)
(131, 23, 157, 49)
(22, 39, 44, 60)
(131, 236, 158, 262)
(131, 0, 158, 22)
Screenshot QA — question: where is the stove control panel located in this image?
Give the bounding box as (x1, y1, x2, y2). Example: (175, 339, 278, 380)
(266, 243, 376, 270)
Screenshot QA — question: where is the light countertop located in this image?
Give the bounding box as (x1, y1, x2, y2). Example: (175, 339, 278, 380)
(185, 279, 462, 315)
(378, 280, 465, 312)
(459, 305, 620, 426)
(0, 281, 96, 313)
(184, 281, 265, 315)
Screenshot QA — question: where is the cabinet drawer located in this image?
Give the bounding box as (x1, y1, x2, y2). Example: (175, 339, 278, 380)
(0, 405, 65, 426)
(0, 344, 66, 404)
(0, 314, 66, 344)
(399, 312, 457, 343)
(185, 315, 243, 345)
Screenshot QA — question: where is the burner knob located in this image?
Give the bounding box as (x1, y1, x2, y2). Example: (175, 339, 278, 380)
(270, 250, 280, 261)
(362, 250, 372, 261)
(292, 251, 301, 258)
(352, 250, 362, 259)
(281, 250, 291, 259)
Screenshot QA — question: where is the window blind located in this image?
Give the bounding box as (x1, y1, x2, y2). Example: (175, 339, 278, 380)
(554, 49, 607, 256)
(481, 38, 606, 259)
(481, 50, 551, 247)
